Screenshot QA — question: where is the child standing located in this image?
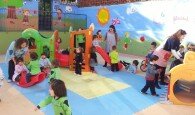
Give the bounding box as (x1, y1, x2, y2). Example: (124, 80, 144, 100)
(141, 55, 160, 96)
(12, 57, 29, 82)
(26, 52, 41, 83)
(74, 47, 83, 75)
(146, 42, 157, 60)
(40, 53, 51, 71)
(35, 79, 71, 115)
(90, 46, 97, 72)
(109, 46, 119, 72)
(49, 59, 62, 81)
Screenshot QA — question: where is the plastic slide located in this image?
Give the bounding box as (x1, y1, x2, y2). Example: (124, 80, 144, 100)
(18, 71, 46, 88)
(95, 46, 123, 70)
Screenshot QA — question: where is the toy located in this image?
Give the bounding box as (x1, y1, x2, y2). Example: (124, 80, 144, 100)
(18, 71, 46, 88)
(168, 51, 195, 106)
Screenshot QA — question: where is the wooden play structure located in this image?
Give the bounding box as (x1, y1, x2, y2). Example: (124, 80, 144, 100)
(169, 51, 195, 106)
(69, 28, 93, 72)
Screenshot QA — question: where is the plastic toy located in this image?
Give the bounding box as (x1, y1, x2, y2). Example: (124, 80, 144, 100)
(18, 71, 46, 88)
(95, 46, 123, 70)
(168, 51, 195, 106)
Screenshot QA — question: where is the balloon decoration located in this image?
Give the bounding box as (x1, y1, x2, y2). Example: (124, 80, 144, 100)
(140, 36, 145, 42)
(97, 7, 110, 26)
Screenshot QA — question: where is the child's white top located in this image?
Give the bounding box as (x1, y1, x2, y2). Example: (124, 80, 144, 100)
(39, 58, 51, 67)
(12, 64, 29, 81)
(128, 65, 137, 74)
(92, 39, 100, 46)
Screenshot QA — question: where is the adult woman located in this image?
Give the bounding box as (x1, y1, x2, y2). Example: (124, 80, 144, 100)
(5, 38, 29, 82)
(153, 29, 186, 88)
(103, 25, 119, 67)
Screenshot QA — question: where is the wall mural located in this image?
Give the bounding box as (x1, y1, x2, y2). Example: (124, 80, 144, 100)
(0, 0, 38, 31)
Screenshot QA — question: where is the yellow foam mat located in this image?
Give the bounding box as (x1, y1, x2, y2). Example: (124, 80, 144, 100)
(60, 69, 130, 99)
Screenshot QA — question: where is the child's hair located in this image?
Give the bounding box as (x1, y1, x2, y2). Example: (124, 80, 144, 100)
(50, 79, 67, 97)
(151, 42, 157, 47)
(57, 8, 62, 13)
(150, 55, 159, 62)
(30, 52, 38, 60)
(179, 45, 184, 49)
(52, 59, 59, 68)
(93, 35, 98, 40)
(15, 38, 28, 50)
(132, 60, 139, 66)
(16, 57, 24, 64)
(96, 30, 101, 35)
(112, 45, 117, 50)
(41, 52, 46, 56)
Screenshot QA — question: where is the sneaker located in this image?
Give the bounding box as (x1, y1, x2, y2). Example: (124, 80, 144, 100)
(7, 79, 12, 83)
(155, 85, 161, 89)
(152, 94, 159, 97)
(141, 91, 148, 95)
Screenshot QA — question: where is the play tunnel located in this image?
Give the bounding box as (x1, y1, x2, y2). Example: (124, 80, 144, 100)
(169, 51, 195, 106)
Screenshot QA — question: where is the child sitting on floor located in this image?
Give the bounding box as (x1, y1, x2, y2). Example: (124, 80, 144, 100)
(109, 46, 119, 72)
(35, 79, 71, 115)
(12, 57, 29, 82)
(121, 60, 139, 74)
(141, 55, 161, 96)
(40, 53, 51, 76)
(49, 59, 62, 81)
(26, 52, 41, 83)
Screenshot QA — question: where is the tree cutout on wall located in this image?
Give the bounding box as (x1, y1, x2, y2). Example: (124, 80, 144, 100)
(97, 7, 110, 26)
(0, 0, 23, 19)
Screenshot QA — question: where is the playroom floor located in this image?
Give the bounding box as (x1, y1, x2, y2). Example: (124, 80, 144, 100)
(0, 54, 195, 115)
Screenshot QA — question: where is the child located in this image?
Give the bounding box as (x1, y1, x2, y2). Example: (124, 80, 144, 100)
(0, 67, 4, 102)
(92, 35, 101, 46)
(120, 60, 139, 74)
(35, 79, 72, 115)
(169, 45, 185, 70)
(26, 52, 41, 83)
(141, 55, 160, 96)
(109, 46, 119, 72)
(76, 28, 85, 52)
(146, 42, 157, 60)
(90, 46, 97, 72)
(55, 37, 62, 53)
(96, 30, 103, 41)
(12, 57, 29, 82)
(74, 47, 83, 75)
(40, 53, 52, 71)
(49, 59, 62, 81)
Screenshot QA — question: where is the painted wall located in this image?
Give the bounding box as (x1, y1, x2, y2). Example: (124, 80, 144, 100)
(77, 0, 195, 44)
(0, 0, 38, 31)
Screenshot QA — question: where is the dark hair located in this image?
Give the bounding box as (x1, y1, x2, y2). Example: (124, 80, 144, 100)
(93, 35, 98, 40)
(15, 38, 28, 50)
(96, 30, 101, 35)
(171, 29, 187, 40)
(132, 60, 139, 66)
(50, 79, 67, 97)
(112, 45, 117, 50)
(109, 25, 116, 33)
(187, 43, 195, 51)
(150, 55, 159, 62)
(52, 59, 59, 68)
(30, 52, 38, 60)
(16, 57, 24, 64)
(57, 8, 62, 13)
(151, 42, 157, 47)
(41, 52, 46, 56)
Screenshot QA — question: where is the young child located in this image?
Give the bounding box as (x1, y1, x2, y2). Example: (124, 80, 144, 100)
(169, 45, 185, 70)
(120, 60, 139, 74)
(55, 37, 62, 53)
(49, 59, 62, 81)
(35, 79, 72, 115)
(40, 53, 51, 72)
(109, 46, 119, 72)
(12, 57, 29, 82)
(141, 55, 160, 96)
(96, 30, 103, 41)
(0, 67, 4, 102)
(92, 35, 101, 47)
(26, 52, 41, 83)
(74, 47, 83, 75)
(146, 42, 157, 60)
(90, 46, 97, 72)
(76, 28, 85, 52)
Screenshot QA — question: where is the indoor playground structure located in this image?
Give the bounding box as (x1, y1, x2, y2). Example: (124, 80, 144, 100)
(169, 51, 195, 106)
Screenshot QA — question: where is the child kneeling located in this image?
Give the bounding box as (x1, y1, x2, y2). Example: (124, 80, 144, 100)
(141, 55, 160, 96)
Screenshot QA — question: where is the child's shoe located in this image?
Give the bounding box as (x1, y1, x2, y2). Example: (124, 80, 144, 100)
(141, 91, 148, 95)
(152, 94, 159, 97)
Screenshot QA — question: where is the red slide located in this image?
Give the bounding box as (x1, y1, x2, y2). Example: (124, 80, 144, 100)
(95, 46, 123, 70)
